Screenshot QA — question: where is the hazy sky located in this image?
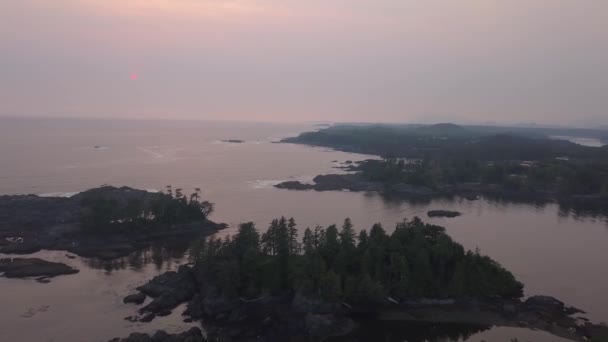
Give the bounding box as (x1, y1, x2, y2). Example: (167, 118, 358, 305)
(1, 1, 607, 126)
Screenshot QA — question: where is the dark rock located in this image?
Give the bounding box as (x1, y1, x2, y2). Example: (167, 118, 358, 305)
(139, 313, 155, 322)
(183, 294, 204, 321)
(124, 292, 146, 305)
(427, 210, 462, 218)
(0, 258, 79, 278)
(274, 181, 315, 190)
(0, 241, 42, 254)
(138, 265, 197, 315)
(221, 139, 244, 143)
(157, 310, 172, 317)
(525, 295, 565, 312)
(108, 328, 205, 342)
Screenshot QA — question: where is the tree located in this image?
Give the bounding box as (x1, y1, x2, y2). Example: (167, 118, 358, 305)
(287, 217, 300, 255)
(319, 271, 342, 301)
(303, 227, 315, 256)
(191, 216, 524, 304)
(276, 217, 291, 290)
(339, 218, 356, 249)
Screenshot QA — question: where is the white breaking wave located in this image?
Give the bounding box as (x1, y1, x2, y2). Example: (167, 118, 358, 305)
(249, 175, 316, 189)
(249, 180, 284, 189)
(137, 146, 164, 158)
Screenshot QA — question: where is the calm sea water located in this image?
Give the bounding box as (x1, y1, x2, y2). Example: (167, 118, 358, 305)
(0, 118, 606, 342)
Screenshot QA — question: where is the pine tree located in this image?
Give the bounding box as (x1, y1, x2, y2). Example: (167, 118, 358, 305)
(287, 217, 300, 255)
(339, 218, 356, 249)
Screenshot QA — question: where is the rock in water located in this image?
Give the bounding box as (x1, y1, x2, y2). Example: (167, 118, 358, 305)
(427, 210, 462, 218)
(137, 265, 197, 317)
(123, 292, 146, 305)
(0, 258, 79, 278)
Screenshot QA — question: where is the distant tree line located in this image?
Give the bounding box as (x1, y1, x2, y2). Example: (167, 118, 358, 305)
(80, 185, 214, 232)
(191, 217, 523, 305)
(360, 157, 608, 196)
(284, 125, 608, 161)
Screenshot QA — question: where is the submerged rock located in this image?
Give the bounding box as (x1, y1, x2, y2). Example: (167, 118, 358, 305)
(0, 258, 79, 278)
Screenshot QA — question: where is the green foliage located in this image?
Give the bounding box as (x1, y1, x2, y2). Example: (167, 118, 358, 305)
(358, 157, 608, 196)
(284, 124, 608, 161)
(192, 217, 524, 304)
(79, 186, 214, 232)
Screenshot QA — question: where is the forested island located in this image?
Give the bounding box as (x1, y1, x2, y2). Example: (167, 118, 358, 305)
(0, 186, 224, 261)
(2, 185, 608, 340)
(278, 124, 608, 210)
(115, 217, 608, 341)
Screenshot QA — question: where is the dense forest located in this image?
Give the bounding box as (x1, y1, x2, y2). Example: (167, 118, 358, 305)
(191, 217, 523, 305)
(283, 124, 608, 196)
(79, 186, 214, 232)
(359, 157, 608, 196)
(283, 124, 608, 161)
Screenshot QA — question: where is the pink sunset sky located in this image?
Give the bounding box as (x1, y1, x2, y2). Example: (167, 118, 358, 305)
(1, 0, 607, 126)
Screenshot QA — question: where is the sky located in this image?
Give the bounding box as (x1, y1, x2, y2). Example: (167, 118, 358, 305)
(1, 0, 607, 126)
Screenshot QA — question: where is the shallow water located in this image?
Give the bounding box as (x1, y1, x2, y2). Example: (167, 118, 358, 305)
(0, 118, 607, 341)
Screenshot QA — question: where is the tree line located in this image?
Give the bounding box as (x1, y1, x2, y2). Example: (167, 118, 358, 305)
(360, 157, 608, 196)
(191, 217, 523, 305)
(80, 185, 214, 232)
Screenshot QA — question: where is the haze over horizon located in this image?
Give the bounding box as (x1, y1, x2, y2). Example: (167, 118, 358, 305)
(1, 1, 607, 127)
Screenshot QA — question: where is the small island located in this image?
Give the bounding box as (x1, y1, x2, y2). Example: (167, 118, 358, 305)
(427, 210, 462, 218)
(221, 139, 245, 144)
(0, 186, 225, 260)
(0, 258, 79, 279)
(116, 217, 608, 342)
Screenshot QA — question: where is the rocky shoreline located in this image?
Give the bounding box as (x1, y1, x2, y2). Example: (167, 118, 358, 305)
(108, 327, 204, 342)
(0, 257, 79, 279)
(119, 265, 608, 342)
(274, 167, 608, 215)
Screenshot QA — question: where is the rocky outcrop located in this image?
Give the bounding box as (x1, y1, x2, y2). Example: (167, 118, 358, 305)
(124, 293, 146, 305)
(123, 263, 608, 342)
(0, 258, 79, 278)
(274, 181, 314, 191)
(427, 210, 462, 218)
(108, 327, 204, 342)
(135, 265, 198, 319)
(275, 173, 435, 195)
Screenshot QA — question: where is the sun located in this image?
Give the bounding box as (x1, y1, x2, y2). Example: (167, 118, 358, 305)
(130, 73, 138, 81)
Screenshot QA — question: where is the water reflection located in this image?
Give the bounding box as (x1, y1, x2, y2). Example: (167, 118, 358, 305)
(81, 237, 195, 273)
(330, 321, 490, 342)
(373, 191, 608, 223)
